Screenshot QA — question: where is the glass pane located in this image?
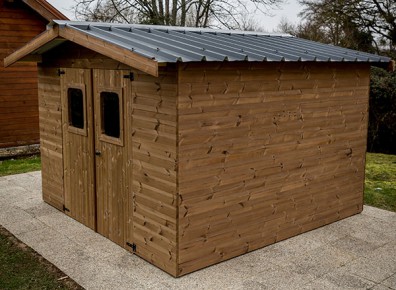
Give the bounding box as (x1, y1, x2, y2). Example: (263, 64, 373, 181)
(101, 92, 120, 138)
(68, 88, 84, 129)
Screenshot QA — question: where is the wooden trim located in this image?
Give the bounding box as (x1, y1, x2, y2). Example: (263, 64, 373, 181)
(22, 0, 69, 21)
(3, 26, 59, 67)
(59, 26, 159, 77)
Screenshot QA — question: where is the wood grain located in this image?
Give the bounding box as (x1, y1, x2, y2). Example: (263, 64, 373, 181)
(0, 0, 48, 147)
(61, 68, 96, 229)
(131, 65, 178, 276)
(176, 62, 369, 276)
(38, 67, 64, 210)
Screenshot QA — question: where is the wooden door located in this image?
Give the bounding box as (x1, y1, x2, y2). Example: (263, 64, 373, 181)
(61, 68, 96, 230)
(93, 69, 132, 248)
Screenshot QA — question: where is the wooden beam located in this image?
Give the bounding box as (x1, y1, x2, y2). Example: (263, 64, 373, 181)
(59, 26, 159, 77)
(22, 0, 69, 21)
(4, 26, 59, 67)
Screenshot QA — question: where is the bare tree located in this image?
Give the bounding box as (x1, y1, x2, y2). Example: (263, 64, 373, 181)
(73, 0, 284, 29)
(298, 0, 395, 54)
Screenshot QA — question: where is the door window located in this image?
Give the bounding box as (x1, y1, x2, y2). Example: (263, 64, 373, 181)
(99, 90, 123, 146)
(67, 86, 87, 136)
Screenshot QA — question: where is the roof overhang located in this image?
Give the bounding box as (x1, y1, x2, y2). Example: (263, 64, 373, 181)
(4, 22, 159, 77)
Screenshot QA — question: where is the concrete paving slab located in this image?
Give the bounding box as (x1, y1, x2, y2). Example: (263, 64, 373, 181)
(1, 171, 396, 290)
(276, 244, 356, 278)
(342, 255, 396, 284)
(330, 235, 384, 258)
(371, 285, 394, 290)
(382, 273, 396, 289)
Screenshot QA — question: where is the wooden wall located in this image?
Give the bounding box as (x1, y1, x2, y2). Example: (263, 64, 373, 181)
(131, 65, 178, 276)
(0, 0, 47, 147)
(41, 43, 179, 275)
(38, 67, 64, 210)
(176, 62, 370, 276)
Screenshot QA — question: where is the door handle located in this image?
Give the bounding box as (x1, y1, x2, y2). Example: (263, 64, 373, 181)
(95, 150, 101, 156)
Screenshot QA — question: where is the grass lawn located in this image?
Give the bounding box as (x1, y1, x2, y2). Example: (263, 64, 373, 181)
(0, 155, 41, 177)
(364, 152, 396, 212)
(0, 226, 82, 290)
(0, 155, 81, 289)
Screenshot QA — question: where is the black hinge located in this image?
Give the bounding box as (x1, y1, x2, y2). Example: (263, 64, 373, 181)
(63, 205, 70, 212)
(58, 69, 65, 76)
(126, 242, 137, 252)
(123, 72, 134, 81)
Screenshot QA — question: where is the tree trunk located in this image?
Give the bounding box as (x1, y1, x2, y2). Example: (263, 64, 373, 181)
(181, 0, 186, 26)
(165, 0, 170, 25)
(158, 0, 164, 24)
(171, 0, 177, 25)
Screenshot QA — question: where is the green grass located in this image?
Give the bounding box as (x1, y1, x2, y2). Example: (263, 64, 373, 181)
(0, 155, 41, 177)
(364, 152, 396, 212)
(0, 226, 82, 290)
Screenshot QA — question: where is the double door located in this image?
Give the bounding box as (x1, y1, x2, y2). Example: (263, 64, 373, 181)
(61, 68, 133, 248)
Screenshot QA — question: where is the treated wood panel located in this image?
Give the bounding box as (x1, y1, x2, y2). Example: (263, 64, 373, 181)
(38, 67, 64, 210)
(61, 68, 96, 230)
(0, 0, 48, 147)
(177, 62, 369, 276)
(131, 66, 178, 276)
(93, 69, 130, 248)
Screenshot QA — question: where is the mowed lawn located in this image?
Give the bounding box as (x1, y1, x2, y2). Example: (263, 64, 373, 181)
(0, 155, 41, 177)
(364, 152, 396, 212)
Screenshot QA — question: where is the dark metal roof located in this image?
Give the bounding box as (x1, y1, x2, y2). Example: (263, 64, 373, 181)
(53, 20, 391, 64)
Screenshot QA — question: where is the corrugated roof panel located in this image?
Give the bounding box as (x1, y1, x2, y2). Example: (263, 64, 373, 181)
(282, 37, 385, 62)
(149, 29, 239, 61)
(276, 37, 359, 62)
(200, 32, 303, 61)
(240, 35, 329, 61)
(53, 20, 391, 65)
(175, 31, 251, 61)
(113, 28, 215, 61)
(175, 32, 281, 61)
(72, 25, 179, 62)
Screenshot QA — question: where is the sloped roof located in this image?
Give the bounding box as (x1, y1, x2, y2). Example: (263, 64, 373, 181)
(22, 0, 68, 21)
(55, 21, 391, 63)
(4, 20, 392, 77)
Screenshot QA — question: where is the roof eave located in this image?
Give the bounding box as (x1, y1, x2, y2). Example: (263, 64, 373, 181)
(4, 26, 60, 67)
(4, 23, 159, 77)
(59, 25, 158, 76)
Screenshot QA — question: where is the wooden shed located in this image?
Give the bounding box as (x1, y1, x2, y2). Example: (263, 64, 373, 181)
(0, 0, 66, 148)
(5, 20, 391, 277)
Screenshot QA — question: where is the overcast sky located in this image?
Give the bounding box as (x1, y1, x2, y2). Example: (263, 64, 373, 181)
(46, 0, 302, 32)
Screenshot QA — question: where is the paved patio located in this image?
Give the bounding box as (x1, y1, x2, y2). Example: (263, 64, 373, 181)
(0, 171, 395, 290)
